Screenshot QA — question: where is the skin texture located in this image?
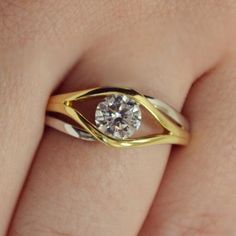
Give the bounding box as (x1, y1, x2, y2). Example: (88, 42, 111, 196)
(139, 57, 236, 236)
(0, 1, 235, 236)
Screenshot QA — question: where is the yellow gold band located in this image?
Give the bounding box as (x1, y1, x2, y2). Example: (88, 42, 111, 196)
(46, 87, 190, 148)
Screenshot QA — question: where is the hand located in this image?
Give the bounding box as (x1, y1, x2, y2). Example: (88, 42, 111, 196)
(0, 1, 236, 235)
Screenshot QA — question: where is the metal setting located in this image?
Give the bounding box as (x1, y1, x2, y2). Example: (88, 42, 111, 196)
(46, 87, 190, 148)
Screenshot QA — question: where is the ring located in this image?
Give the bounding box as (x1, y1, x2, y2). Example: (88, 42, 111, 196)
(46, 87, 190, 148)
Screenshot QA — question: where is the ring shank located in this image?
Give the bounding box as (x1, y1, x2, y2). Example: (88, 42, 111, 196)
(46, 96, 189, 141)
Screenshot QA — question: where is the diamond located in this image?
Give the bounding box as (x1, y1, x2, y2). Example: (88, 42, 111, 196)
(95, 94, 142, 139)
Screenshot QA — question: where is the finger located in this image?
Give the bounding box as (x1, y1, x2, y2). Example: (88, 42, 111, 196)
(9, 45, 189, 236)
(8, 2, 231, 236)
(139, 55, 236, 235)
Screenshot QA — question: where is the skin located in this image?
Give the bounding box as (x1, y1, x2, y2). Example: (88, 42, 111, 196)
(0, 1, 235, 235)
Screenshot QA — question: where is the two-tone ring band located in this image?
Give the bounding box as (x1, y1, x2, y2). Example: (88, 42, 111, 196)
(46, 87, 190, 148)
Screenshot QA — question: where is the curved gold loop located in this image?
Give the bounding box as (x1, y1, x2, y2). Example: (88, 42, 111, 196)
(46, 87, 190, 148)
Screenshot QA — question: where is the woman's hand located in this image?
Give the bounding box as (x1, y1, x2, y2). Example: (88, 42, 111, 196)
(0, 1, 236, 235)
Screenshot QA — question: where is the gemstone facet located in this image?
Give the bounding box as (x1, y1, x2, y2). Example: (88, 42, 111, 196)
(95, 94, 142, 139)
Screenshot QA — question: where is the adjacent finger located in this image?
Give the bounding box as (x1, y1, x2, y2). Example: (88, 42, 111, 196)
(0, 1, 90, 234)
(139, 57, 236, 236)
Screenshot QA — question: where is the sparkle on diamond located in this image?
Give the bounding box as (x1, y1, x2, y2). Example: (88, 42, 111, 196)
(95, 94, 142, 139)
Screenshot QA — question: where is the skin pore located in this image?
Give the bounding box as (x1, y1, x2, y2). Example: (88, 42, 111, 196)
(0, 1, 236, 236)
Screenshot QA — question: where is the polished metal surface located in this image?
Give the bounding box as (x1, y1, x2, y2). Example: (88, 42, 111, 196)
(46, 96, 189, 142)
